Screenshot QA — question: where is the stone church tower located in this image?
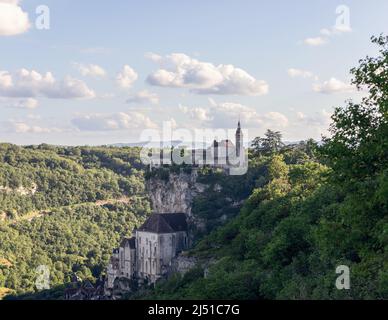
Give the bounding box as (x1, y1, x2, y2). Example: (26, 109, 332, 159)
(235, 120, 243, 157)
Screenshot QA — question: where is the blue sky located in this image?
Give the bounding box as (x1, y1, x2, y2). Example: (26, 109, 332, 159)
(0, 0, 387, 145)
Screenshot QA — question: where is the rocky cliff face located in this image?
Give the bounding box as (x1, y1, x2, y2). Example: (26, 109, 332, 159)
(146, 168, 244, 235)
(146, 169, 210, 235)
(146, 169, 207, 217)
(0, 183, 37, 196)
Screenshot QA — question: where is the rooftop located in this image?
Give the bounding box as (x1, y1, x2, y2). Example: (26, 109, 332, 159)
(120, 237, 136, 249)
(137, 213, 188, 234)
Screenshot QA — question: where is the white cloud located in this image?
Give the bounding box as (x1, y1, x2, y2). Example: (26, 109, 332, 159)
(209, 99, 288, 129)
(0, 68, 95, 99)
(71, 111, 158, 131)
(333, 24, 352, 34)
(293, 110, 332, 137)
(313, 77, 356, 94)
(262, 112, 289, 128)
(116, 65, 138, 89)
(146, 53, 269, 96)
(177, 100, 333, 140)
(1, 97, 38, 109)
(126, 90, 159, 105)
(320, 28, 331, 36)
(304, 37, 327, 46)
(179, 104, 212, 122)
(304, 23, 352, 47)
(5, 120, 61, 133)
(27, 114, 41, 120)
(74, 63, 106, 77)
(296, 110, 332, 126)
(0, 0, 30, 36)
(320, 25, 352, 36)
(145, 52, 162, 63)
(0, 1, 22, 4)
(80, 47, 112, 55)
(287, 68, 318, 80)
(179, 99, 288, 130)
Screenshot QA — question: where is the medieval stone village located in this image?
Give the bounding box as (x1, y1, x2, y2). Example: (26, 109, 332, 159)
(63, 122, 246, 299)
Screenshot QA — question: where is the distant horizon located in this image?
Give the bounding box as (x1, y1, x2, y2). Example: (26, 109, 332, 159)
(0, 137, 318, 148)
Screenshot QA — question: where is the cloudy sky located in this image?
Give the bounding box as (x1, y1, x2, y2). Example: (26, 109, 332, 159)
(0, 0, 387, 145)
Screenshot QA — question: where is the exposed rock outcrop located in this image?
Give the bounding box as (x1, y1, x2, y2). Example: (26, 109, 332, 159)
(147, 169, 207, 217)
(146, 169, 211, 236)
(0, 183, 37, 196)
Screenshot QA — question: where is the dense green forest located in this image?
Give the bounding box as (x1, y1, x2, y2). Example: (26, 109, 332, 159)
(0, 145, 150, 297)
(0, 145, 145, 219)
(132, 35, 388, 300)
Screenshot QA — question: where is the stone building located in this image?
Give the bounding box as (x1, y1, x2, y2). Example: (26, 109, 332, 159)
(149, 121, 245, 170)
(105, 213, 189, 293)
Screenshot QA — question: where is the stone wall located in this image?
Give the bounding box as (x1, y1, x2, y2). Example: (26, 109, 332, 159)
(168, 255, 198, 276)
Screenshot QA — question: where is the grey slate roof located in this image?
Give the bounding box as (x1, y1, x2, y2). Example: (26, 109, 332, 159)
(120, 237, 136, 249)
(138, 213, 188, 234)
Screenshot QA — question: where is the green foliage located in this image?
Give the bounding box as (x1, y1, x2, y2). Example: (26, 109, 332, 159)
(191, 157, 269, 237)
(135, 35, 388, 300)
(0, 144, 145, 219)
(319, 35, 388, 184)
(251, 129, 285, 156)
(0, 145, 150, 297)
(0, 202, 149, 296)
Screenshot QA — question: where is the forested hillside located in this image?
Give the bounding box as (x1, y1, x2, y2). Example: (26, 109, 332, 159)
(0, 145, 150, 297)
(133, 35, 388, 300)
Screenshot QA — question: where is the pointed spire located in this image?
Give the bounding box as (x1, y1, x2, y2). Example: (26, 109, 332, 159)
(236, 117, 241, 133)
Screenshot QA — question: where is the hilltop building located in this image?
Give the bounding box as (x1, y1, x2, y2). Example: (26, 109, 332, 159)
(149, 121, 246, 171)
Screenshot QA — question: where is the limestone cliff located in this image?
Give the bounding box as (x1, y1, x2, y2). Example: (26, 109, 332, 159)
(146, 167, 245, 236)
(0, 183, 37, 196)
(146, 169, 206, 217)
(146, 168, 209, 235)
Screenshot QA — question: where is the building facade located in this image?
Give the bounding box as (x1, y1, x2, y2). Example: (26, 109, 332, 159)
(105, 213, 189, 291)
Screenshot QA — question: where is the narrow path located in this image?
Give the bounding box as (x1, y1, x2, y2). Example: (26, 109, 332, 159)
(4, 196, 131, 224)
